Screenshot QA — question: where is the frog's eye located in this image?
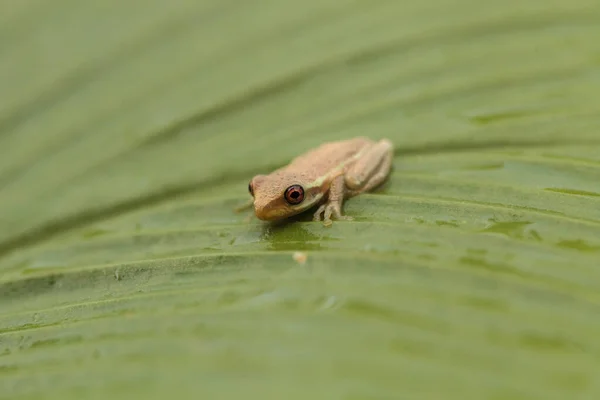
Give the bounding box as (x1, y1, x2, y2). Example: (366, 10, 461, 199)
(248, 181, 254, 197)
(284, 185, 304, 205)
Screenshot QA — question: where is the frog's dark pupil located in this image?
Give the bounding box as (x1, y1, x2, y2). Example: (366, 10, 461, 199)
(284, 185, 304, 205)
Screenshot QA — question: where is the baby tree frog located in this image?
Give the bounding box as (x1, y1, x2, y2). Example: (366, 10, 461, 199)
(242, 137, 393, 226)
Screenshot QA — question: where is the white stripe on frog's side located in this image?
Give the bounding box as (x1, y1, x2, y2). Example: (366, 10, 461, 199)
(289, 191, 324, 214)
(305, 146, 370, 190)
(288, 146, 371, 213)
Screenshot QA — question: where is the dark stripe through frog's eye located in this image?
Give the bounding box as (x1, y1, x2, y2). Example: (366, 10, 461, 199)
(284, 185, 304, 205)
(248, 181, 254, 197)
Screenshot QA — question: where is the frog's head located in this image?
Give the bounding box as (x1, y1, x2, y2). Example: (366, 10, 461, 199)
(248, 172, 325, 221)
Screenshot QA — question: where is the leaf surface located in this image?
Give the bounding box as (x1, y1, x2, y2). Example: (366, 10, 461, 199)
(1, 1, 600, 399)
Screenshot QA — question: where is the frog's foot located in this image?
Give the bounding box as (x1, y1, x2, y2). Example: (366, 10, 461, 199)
(313, 203, 353, 227)
(234, 199, 254, 213)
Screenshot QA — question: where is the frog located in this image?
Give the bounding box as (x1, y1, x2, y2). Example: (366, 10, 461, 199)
(240, 137, 393, 227)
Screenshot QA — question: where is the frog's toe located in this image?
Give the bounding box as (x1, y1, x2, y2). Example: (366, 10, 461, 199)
(313, 204, 327, 221)
(322, 205, 353, 226)
(322, 215, 351, 227)
(329, 215, 352, 224)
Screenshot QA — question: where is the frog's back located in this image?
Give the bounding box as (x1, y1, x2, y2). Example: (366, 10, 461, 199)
(284, 137, 373, 177)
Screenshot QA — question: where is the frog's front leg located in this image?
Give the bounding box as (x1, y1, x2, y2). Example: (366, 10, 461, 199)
(345, 139, 393, 194)
(313, 174, 353, 227)
(234, 198, 254, 213)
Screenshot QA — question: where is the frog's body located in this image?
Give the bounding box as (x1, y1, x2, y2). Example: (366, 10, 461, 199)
(246, 137, 393, 226)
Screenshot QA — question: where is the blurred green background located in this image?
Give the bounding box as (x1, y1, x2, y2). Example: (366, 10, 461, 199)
(1, 0, 600, 399)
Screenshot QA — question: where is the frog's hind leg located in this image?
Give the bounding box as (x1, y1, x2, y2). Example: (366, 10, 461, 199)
(345, 139, 393, 194)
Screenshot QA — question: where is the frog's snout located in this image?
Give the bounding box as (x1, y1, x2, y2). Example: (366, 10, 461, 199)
(254, 208, 283, 221)
(253, 201, 282, 221)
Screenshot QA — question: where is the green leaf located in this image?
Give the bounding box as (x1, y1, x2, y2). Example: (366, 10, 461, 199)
(1, 1, 600, 399)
